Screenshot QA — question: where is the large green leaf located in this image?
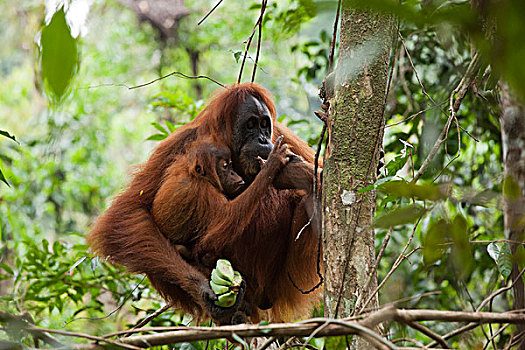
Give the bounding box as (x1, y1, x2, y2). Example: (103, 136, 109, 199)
(39, 7, 79, 105)
(375, 204, 427, 228)
(379, 181, 445, 201)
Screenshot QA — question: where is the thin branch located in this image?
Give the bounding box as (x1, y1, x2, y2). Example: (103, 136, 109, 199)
(123, 303, 172, 337)
(427, 271, 525, 349)
(129, 71, 224, 89)
(328, 0, 342, 74)
(405, 321, 449, 348)
(238, 3, 266, 83)
(376, 227, 393, 270)
(391, 337, 425, 347)
(484, 324, 509, 350)
(197, 0, 224, 26)
(251, 0, 267, 82)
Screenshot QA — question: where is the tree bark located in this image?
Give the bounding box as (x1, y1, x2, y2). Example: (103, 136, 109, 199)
(322, 2, 393, 348)
(500, 81, 525, 349)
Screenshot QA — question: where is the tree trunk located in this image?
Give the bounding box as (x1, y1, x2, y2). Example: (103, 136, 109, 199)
(500, 81, 525, 349)
(322, 2, 393, 347)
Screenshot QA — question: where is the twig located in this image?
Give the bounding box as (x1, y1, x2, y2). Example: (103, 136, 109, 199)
(376, 227, 393, 270)
(391, 337, 425, 347)
(405, 321, 449, 348)
(129, 71, 224, 89)
(259, 336, 278, 350)
(483, 324, 509, 350)
(300, 321, 330, 350)
(296, 318, 397, 350)
(123, 303, 172, 337)
(197, 0, 224, 26)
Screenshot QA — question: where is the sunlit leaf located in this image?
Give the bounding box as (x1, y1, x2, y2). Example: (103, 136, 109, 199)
(487, 243, 500, 263)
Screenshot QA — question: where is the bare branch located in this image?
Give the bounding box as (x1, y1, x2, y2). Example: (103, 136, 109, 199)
(197, 0, 224, 26)
(405, 321, 448, 348)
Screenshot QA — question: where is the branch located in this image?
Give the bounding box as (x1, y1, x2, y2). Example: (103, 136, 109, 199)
(197, 0, 224, 26)
(393, 309, 525, 324)
(123, 303, 172, 337)
(405, 321, 448, 348)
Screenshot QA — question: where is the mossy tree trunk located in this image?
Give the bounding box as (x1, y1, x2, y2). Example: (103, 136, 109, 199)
(322, 2, 393, 347)
(500, 82, 525, 349)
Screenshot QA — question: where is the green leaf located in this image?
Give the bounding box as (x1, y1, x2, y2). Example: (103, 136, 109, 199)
(379, 181, 445, 201)
(498, 243, 513, 279)
(165, 121, 177, 133)
(0, 263, 14, 275)
(324, 335, 348, 349)
(423, 219, 448, 265)
(147, 134, 169, 141)
(375, 205, 427, 228)
(151, 122, 168, 135)
(39, 7, 79, 105)
(386, 156, 408, 176)
(233, 51, 242, 63)
(358, 176, 394, 193)
(257, 320, 272, 334)
(450, 215, 472, 279)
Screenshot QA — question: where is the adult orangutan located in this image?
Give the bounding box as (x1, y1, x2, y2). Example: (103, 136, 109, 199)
(88, 83, 321, 324)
